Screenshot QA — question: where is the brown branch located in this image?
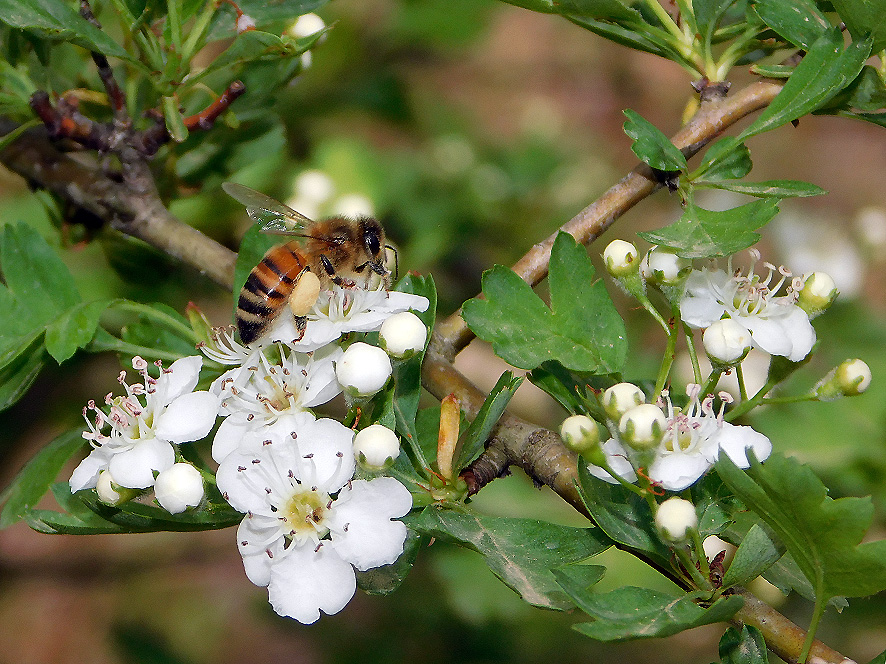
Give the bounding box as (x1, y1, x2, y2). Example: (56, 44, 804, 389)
(0, 119, 237, 289)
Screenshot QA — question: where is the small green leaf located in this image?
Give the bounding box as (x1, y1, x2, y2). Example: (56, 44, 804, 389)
(716, 452, 886, 602)
(694, 0, 740, 47)
(722, 524, 785, 588)
(718, 625, 769, 664)
(356, 527, 423, 595)
(206, 0, 328, 40)
(44, 300, 110, 363)
(749, 64, 798, 79)
(739, 30, 873, 141)
(162, 95, 189, 143)
(575, 461, 674, 568)
(463, 232, 627, 373)
(556, 0, 638, 21)
(623, 109, 687, 172)
(829, 0, 886, 53)
(410, 507, 612, 610)
(566, 14, 674, 58)
(752, 0, 829, 49)
(78, 491, 244, 532)
(692, 138, 751, 182)
(0, 336, 46, 412)
(528, 361, 605, 417)
(0, 429, 85, 528)
(554, 578, 744, 641)
(817, 65, 886, 115)
(454, 372, 523, 472)
(638, 200, 780, 258)
(700, 179, 826, 198)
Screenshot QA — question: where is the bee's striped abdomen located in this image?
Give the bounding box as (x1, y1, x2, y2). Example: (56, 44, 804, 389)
(236, 241, 306, 344)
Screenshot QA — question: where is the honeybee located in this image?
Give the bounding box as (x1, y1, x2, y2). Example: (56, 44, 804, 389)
(223, 182, 390, 345)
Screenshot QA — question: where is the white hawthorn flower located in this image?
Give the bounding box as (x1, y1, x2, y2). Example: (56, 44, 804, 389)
(216, 417, 412, 624)
(70, 356, 218, 492)
(379, 311, 427, 359)
(210, 344, 342, 462)
(588, 385, 772, 491)
(679, 252, 816, 362)
(268, 286, 430, 351)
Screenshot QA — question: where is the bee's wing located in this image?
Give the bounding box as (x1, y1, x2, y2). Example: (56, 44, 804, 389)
(222, 182, 314, 234)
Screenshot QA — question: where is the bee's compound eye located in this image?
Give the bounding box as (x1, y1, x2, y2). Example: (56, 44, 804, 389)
(365, 228, 382, 257)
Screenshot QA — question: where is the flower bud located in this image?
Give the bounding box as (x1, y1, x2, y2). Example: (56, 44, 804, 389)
(379, 311, 427, 359)
(798, 272, 838, 317)
(154, 463, 204, 514)
(815, 359, 872, 400)
(336, 342, 392, 398)
(619, 403, 666, 451)
(603, 239, 639, 278)
(96, 470, 139, 506)
(353, 424, 401, 469)
(559, 415, 602, 456)
(602, 382, 646, 421)
(287, 12, 326, 39)
(655, 497, 698, 543)
(641, 247, 690, 285)
(702, 318, 752, 366)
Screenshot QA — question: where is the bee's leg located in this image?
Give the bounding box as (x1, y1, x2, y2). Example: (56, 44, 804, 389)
(320, 254, 356, 288)
(291, 315, 307, 343)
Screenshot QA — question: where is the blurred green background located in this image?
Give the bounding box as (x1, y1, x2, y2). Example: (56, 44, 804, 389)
(1, 0, 886, 662)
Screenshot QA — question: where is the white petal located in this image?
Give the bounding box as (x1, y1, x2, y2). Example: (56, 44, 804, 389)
(108, 438, 175, 488)
(385, 291, 430, 313)
(273, 317, 340, 351)
(69, 445, 114, 492)
(586, 438, 638, 484)
(648, 452, 712, 492)
(300, 346, 344, 408)
(328, 478, 412, 570)
(154, 391, 219, 444)
(743, 314, 793, 358)
(267, 543, 357, 624)
(212, 415, 253, 463)
(237, 516, 282, 587)
(294, 418, 356, 492)
(153, 356, 203, 405)
(776, 307, 816, 362)
(715, 424, 772, 467)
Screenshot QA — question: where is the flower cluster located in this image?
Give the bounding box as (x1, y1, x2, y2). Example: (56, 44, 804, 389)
(71, 283, 429, 623)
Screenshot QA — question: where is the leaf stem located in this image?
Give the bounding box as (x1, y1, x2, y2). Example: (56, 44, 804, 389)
(110, 300, 198, 343)
(735, 363, 748, 402)
(682, 322, 702, 385)
(654, 317, 678, 397)
(799, 599, 826, 663)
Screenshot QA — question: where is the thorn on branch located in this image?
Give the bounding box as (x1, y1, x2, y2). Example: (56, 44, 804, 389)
(692, 78, 731, 103)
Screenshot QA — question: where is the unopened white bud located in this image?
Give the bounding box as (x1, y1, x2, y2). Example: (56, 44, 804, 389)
(353, 424, 401, 469)
(288, 12, 326, 39)
(236, 13, 256, 33)
(835, 359, 871, 395)
(336, 342, 392, 398)
(619, 403, 666, 450)
(641, 247, 690, 285)
(293, 170, 335, 204)
(379, 311, 427, 359)
(154, 463, 204, 514)
(798, 272, 838, 316)
(96, 470, 123, 505)
(559, 415, 602, 456)
(603, 382, 646, 421)
(703, 318, 752, 365)
(603, 239, 639, 277)
(655, 497, 698, 542)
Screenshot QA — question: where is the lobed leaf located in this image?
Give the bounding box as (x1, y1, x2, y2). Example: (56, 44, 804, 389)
(718, 625, 769, 664)
(410, 507, 612, 610)
(463, 232, 627, 374)
(721, 523, 784, 589)
(638, 199, 780, 258)
(692, 138, 752, 182)
(623, 109, 687, 172)
(44, 300, 110, 363)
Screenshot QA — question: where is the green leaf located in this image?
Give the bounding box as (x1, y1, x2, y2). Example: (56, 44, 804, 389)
(829, 0, 886, 53)
(44, 300, 110, 363)
(1, 222, 80, 326)
(566, 14, 673, 58)
(0, 335, 46, 412)
(496, 0, 636, 21)
(692, 138, 752, 182)
(700, 179, 826, 198)
(528, 361, 606, 417)
(638, 200, 780, 258)
(77, 491, 244, 532)
(817, 65, 886, 115)
(575, 461, 674, 568)
(206, 0, 328, 40)
(555, 577, 744, 641)
(739, 30, 873, 141)
(0, 429, 85, 528)
(718, 625, 768, 664)
(463, 232, 627, 373)
(623, 109, 687, 172)
(454, 371, 523, 472)
(716, 452, 886, 602)
(752, 0, 829, 49)
(410, 507, 612, 610)
(0, 0, 135, 62)
(694, 0, 740, 47)
(721, 524, 784, 588)
(749, 64, 796, 79)
(356, 527, 423, 595)
(865, 648, 886, 664)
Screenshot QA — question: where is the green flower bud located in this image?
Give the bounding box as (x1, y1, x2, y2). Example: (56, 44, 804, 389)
(559, 415, 602, 456)
(603, 382, 646, 421)
(619, 403, 666, 451)
(603, 239, 639, 278)
(815, 359, 872, 400)
(798, 272, 838, 317)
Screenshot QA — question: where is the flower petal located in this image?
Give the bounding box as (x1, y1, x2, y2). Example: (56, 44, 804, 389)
(327, 478, 412, 570)
(715, 423, 772, 467)
(152, 356, 202, 405)
(69, 445, 115, 492)
(154, 391, 219, 444)
(108, 438, 175, 488)
(267, 543, 356, 624)
(586, 438, 638, 484)
(237, 516, 283, 587)
(212, 414, 253, 463)
(648, 452, 712, 492)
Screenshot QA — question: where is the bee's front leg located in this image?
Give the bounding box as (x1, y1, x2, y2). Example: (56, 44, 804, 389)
(320, 255, 356, 288)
